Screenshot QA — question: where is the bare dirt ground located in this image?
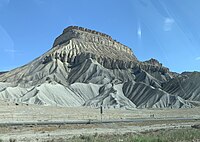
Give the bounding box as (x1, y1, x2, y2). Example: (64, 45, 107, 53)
(0, 100, 200, 142)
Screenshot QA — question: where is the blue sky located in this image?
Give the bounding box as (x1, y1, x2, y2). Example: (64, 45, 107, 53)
(0, 0, 200, 73)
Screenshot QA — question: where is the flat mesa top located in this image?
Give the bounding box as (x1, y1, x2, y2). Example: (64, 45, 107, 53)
(54, 26, 133, 55)
(63, 26, 112, 39)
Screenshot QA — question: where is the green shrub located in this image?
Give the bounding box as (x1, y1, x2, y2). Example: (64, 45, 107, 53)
(58, 128, 200, 142)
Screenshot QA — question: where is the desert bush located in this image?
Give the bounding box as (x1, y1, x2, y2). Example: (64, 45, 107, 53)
(66, 128, 200, 142)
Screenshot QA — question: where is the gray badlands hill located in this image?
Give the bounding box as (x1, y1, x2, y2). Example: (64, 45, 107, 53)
(0, 26, 198, 108)
(0, 72, 7, 75)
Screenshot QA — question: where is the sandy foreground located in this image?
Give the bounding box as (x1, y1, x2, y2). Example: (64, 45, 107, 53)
(0, 100, 200, 142)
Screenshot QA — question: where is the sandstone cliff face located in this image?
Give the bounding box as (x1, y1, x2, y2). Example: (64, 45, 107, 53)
(0, 26, 197, 109)
(53, 26, 134, 57)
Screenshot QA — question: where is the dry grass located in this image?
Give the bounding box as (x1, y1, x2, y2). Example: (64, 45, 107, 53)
(63, 128, 200, 142)
(0, 100, 200, 123)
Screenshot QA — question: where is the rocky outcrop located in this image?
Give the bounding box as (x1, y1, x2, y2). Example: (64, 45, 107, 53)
(53, 26, 135, 59)
(144, 58, 163, 66)
(138, 59, 174, 82)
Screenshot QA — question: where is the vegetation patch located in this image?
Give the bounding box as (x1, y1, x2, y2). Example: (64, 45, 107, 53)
(62, 128, 200, 142)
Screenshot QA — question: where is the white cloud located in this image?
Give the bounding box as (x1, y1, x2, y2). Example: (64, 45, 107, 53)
(195, 57, 200, 61)
(163, 18, 175, 31)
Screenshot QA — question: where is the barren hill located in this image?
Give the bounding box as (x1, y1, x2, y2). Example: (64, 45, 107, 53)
(0, 26, 198, 108)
